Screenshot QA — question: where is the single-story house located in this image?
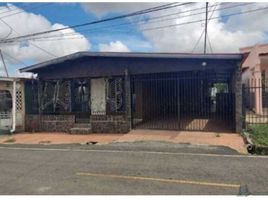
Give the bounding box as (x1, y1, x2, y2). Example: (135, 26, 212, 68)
(20, 52, 244, 134)
(0, 77, 26, 134)
(240, 44, 268, 115)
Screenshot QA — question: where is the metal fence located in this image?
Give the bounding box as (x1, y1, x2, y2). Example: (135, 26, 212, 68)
(131, 71, 235, 132)
(242, 79, 268, 128)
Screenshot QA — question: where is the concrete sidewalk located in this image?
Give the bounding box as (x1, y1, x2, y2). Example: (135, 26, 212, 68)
(0, 130, 246, 153)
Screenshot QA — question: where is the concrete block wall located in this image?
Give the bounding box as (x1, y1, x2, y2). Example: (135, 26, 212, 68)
(25, 115, 75, 133)
(90, 114, 130, 133)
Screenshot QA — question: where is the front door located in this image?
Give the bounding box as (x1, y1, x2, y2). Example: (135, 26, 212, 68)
(72, 79, 90, 123)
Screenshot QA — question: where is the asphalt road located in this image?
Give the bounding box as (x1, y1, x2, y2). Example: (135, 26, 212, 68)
(0, 143, 267, 195)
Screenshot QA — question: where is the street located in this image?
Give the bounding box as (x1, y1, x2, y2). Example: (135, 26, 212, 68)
(0, 143, 267, 195)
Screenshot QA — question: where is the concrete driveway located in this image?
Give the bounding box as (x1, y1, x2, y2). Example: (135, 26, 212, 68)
(0, 130, 246, 153)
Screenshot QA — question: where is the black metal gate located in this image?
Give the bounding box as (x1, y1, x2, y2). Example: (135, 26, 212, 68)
(242, 79, 268, 129)
(131, 71, 235, 132)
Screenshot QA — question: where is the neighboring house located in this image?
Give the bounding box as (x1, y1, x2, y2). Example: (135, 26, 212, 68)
(240, 44, 268, 115)
(0, 77, 26, 134)
(20, 52, 244, 133)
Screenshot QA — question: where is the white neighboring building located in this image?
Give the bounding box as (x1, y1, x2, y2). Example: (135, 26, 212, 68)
(0, 77, 26, 134)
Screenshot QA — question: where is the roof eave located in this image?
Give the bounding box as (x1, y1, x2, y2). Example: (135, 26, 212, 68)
(19, 52, 244, 73)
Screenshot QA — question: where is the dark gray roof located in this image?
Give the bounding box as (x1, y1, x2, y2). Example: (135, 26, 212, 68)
(20, 51, 243, 73)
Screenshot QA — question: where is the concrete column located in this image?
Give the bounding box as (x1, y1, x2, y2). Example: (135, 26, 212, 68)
(124, 69, 132, 130)
(90, 78, 106, 115)
(254, 64, 263, 115)
(234, 65, 243, 133)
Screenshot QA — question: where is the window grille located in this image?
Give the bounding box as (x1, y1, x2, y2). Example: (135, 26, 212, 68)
(0, 90, 12, 112)
(106, 78, 125, 113)
(16, 90, 23, 111)
(40, 80, 71, 113)
(0, 111, 11, 119)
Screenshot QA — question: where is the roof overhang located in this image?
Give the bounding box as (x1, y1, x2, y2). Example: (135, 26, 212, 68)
(20, 51, 244, 73)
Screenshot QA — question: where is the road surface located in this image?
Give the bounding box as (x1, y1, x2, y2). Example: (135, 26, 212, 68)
(0, 143, 267, 195)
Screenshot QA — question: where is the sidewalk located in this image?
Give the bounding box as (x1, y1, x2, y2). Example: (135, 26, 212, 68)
(0, 130, 246, 153)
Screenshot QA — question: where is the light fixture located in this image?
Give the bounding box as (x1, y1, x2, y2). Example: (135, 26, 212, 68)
(202, 61, 207, 67)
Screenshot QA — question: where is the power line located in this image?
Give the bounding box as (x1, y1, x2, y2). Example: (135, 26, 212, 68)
(0, 2, 252, 43)
(140, 6, 268, 32)
(0, 17, 57, 58)
(42, 3, 268, 49)
(207, 34, 213, 53)
(37, 3, 247, 40)
(0, 2, 193, 44)
(0, 3, 56, 59)
(0, 3, 265, 47)
(204, 2, 208, 54)
(0, 3, 52, 19)
(0, 49, 9, 77)
(191, 3, 218, 53)
(0, 18, 13, 39)
(1, 50, 27, 67)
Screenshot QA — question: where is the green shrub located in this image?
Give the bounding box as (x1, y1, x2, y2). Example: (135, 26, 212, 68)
(248, 124, 268, 146)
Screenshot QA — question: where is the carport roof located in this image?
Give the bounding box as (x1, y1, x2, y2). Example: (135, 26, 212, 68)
(20, 51, 243, 73)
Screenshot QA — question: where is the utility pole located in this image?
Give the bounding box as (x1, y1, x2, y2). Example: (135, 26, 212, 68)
(204, 2, 208, 54)
(0, 49, 9, 77)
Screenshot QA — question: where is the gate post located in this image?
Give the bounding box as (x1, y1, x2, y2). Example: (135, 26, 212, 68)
(234, 65, 243, 133)
(242, 84, 246, 129)
(124, 69, 132, 130)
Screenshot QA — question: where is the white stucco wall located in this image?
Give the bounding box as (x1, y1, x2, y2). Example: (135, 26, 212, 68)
(0, 80, 25, 132)
(90, 78, 106, 115)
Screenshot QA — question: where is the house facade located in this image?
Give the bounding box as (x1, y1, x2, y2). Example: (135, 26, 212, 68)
(20, 52, 244, 134)
(240, 44, 268, 115)
(0, 77, 26, 134)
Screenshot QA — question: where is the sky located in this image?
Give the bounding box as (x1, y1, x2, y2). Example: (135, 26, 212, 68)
(0, 2, 268, 77)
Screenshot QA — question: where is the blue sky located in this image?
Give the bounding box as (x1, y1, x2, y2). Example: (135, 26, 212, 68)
(0, 2, 154, 76)
(0, 2, 268, 76)
(2, 2, 153, 52)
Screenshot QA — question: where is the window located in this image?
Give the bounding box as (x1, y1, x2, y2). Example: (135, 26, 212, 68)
(0, 90, 12, 112)
(106, 78, 125, 114)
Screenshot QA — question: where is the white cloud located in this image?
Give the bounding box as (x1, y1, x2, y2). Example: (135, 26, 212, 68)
(81, 2, 164, 18)
(0, 4, 91, 76)
(99, 41, 130, 52)
(82, 2, 268, 53)
(139, 2, 268, 53)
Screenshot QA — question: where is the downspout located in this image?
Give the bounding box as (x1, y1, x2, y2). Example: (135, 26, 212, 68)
(10, 80, 16, 133)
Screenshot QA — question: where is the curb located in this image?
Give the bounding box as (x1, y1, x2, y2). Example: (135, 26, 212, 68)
(241, 131, 255, 154)
(241, 131, 268, 155)
(238, 184, 250, 196)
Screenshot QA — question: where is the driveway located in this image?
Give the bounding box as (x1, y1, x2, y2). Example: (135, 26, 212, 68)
(0, 144, 267, 195)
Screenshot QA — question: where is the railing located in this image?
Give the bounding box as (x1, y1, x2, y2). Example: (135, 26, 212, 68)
(243, 79, 268, 127)
(0, 111, 11, 119)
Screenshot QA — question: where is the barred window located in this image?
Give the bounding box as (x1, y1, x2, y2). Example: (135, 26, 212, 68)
(0, 90, 12, 112)
(106, 78, 125, 114)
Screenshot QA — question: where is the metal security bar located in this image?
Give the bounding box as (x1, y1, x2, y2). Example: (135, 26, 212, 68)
(131, 71, 235, 132)
(243, 79, 268, 128)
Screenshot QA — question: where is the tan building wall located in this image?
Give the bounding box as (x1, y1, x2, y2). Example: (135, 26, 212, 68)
(240, 44, 268, 114)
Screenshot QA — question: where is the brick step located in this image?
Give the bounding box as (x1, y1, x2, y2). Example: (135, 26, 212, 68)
(70, 127, 92, 134)
(73, 123, 91, 128)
